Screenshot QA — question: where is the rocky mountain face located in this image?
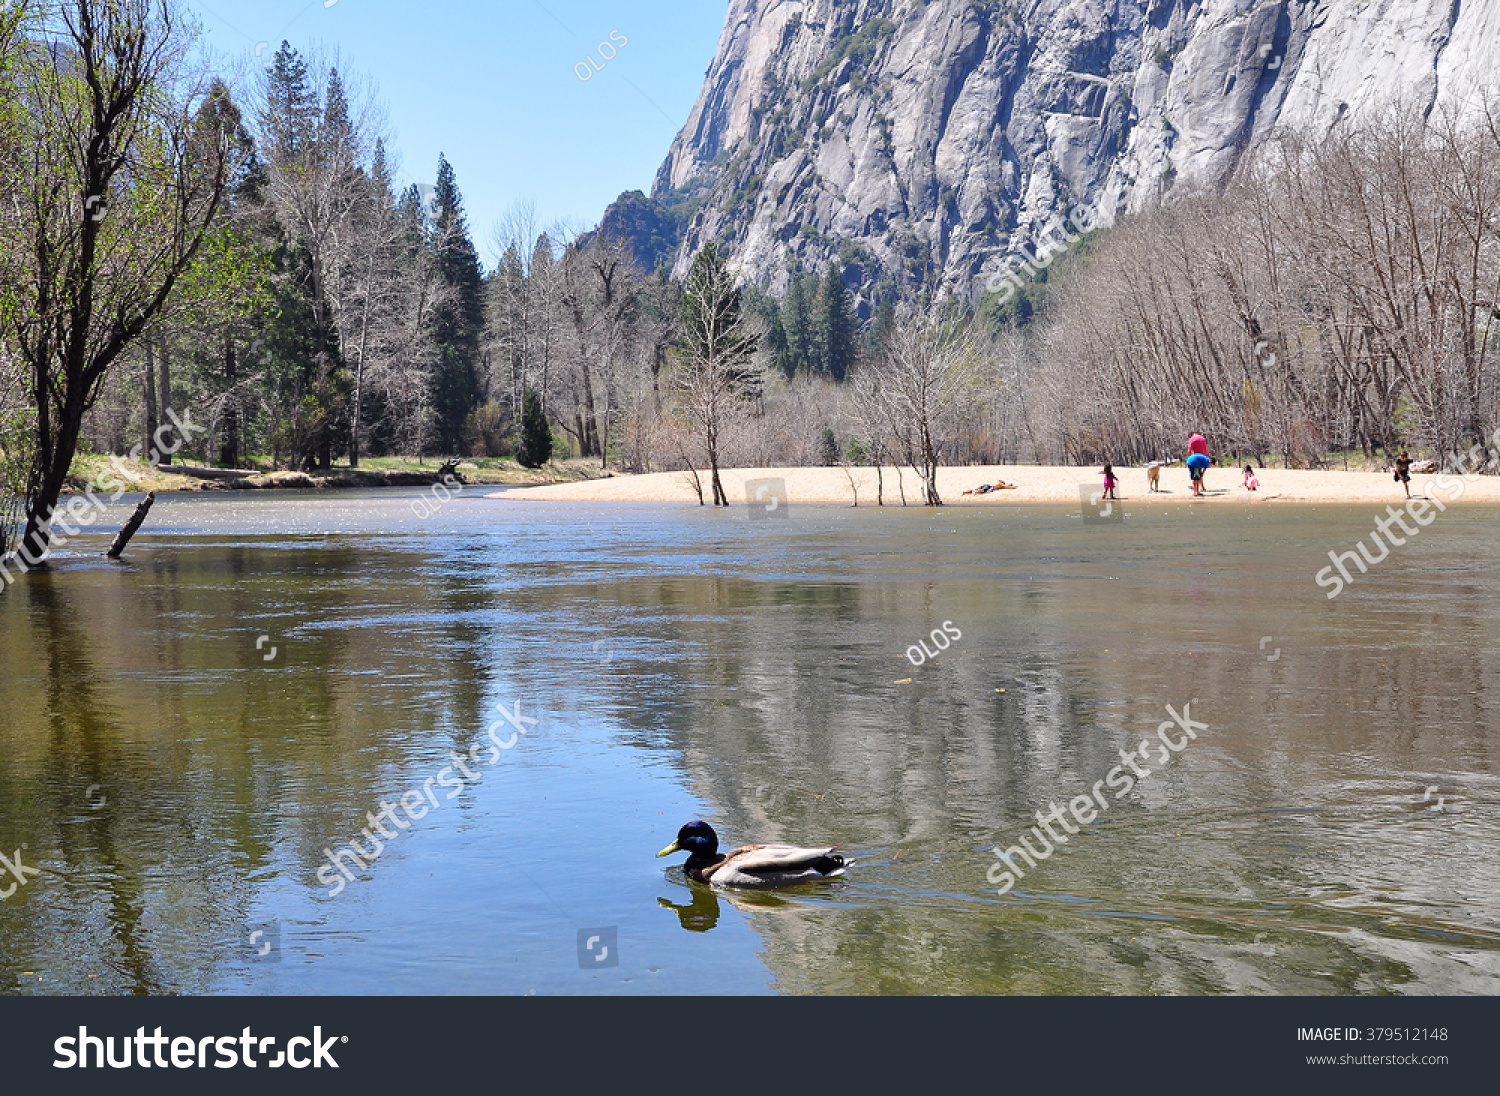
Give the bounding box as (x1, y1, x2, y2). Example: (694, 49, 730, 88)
(598, 0, 1499, 308)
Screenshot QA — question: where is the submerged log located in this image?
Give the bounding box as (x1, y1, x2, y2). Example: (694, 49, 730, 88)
(106, 492, 155, 559)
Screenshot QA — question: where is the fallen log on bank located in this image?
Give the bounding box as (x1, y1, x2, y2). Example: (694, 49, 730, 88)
(157, 464, 258, 481)
(222, 469, 469, 490)
(106, 492, 155, 559)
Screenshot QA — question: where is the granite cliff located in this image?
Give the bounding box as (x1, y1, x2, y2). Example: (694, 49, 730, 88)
(597, 0, 1499, 305)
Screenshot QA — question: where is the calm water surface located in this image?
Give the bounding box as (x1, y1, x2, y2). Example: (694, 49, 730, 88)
(1, 489, 1497, 995)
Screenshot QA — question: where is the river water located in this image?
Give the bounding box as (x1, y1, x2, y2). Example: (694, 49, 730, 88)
(1, 489, 1496, 995)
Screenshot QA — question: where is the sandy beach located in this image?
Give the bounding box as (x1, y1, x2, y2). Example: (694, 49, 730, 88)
(490, 463, 1500, 506)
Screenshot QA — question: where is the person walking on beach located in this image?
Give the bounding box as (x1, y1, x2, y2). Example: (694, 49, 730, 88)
(1186, 433, 1210, 497)
(1100, 463, 1118, 501)
(1146, 461, 1164, 492)
(1395, 451, 1412, 499)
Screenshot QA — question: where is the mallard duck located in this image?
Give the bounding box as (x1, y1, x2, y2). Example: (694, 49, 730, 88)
(656, 821, 852, 889)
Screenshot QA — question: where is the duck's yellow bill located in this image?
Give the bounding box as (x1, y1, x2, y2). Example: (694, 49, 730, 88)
(656, 839, 681, 858)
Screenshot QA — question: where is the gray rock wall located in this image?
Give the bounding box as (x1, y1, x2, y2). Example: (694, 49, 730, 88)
(621, 0, 1497, 302)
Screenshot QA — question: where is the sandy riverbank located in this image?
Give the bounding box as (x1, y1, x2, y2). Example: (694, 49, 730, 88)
(490, 464, 1500, 506)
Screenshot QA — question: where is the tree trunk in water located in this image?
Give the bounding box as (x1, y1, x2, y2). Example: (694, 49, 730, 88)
(843, 465, 859, 506)
(156, 333, 173, 465)
(676, 441, 704, 505)
(143, 343, 158, 461)
(220, 337, 238, 468)
(20, 390, 88, 563)
(922, 432, 942, 506)
(106, 492, 156, 558)
(707, 421, 728, 506)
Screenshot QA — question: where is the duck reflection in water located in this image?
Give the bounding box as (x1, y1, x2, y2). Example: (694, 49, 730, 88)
(658, 885, 791, 933)
(658, 889, 722, 933)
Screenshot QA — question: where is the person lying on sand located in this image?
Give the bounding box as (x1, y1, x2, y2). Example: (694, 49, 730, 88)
(962, 480, 1018, 495)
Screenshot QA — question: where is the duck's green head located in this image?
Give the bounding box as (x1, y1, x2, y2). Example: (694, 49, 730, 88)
(657, 821, 719, 859)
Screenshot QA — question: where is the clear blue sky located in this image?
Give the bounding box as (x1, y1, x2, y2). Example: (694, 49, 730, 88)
(183, 0, 726, 265)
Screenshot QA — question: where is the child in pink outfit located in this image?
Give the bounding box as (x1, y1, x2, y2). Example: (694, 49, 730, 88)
(1242, 465, 1260, 491)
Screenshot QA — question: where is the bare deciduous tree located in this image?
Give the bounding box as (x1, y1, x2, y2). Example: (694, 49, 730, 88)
(674, 244, 761, 506)
(874, 308, 983, 506)
(1, 0, 236, 562)
(1032, 94, 1500, 470)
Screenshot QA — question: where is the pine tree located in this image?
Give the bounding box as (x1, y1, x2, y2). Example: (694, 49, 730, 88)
(517, 387, 552, 469)
(323, 67, 352, 145)
(264, 43, 317, 157)
(865, 297, 896, 362)
(768, 311, 792, 379)
(818, 426, 839, 466)
(815, 263, 856, 382)
(780, 270, 813, 375)
(429, 154, 485, 454)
